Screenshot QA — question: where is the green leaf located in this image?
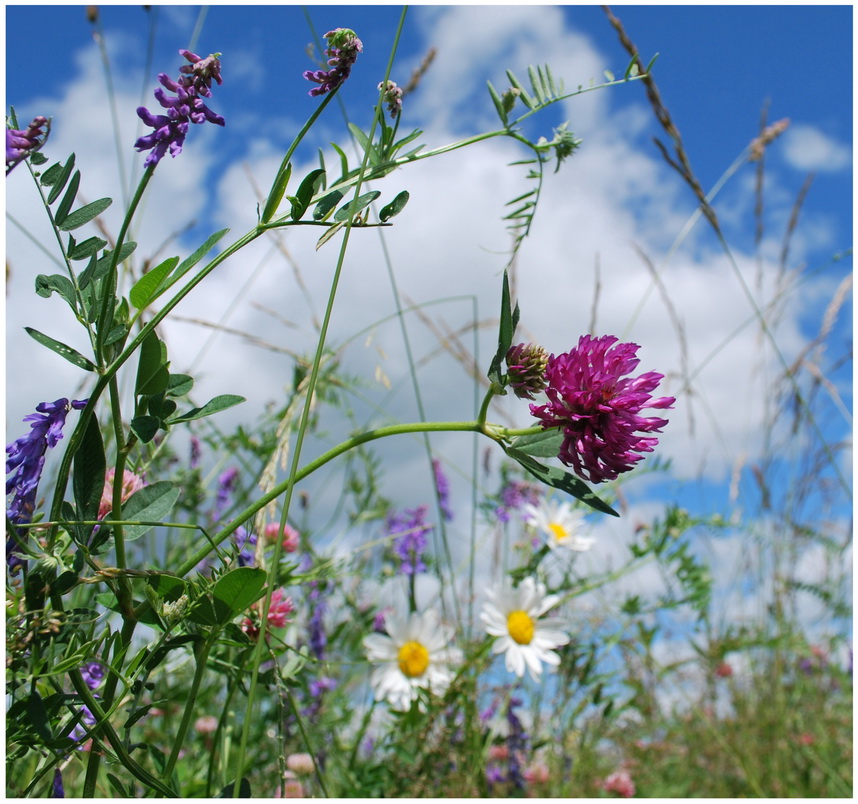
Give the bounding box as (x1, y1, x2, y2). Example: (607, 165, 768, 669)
(289, 167, 325, 221)
(504, 446, 618, 517)
(509, 429, 565, 459)
(313, 189, 344, 221)
(331, 142, 350, 181)
(106, 773, 130, 797)
(161, 228, 229, 292)
(167, 394, 245, 425)
(73, 410, 106, 524)
(69, 236, 108, 260)
(130, 415, 160, 444)
(261, 162, 292, 224)
(24, 327, 96, 371)
(212, 567, 267, 623)
(80, 241, 137, 290)
(316, 220, 345, 250)
(486, 269, 519, 385)
(217, 778, 252, 798)
(487, 80, 509, 126)
(333, 190, 380, 222)
(379, 190, 410, 222)
(26, 692, 53, 743)
(35, 274, 77, 309)
(44, 154, 75, 201)
(135, 331, 169, 396)
(166, 373, 194, 397)
(58, 197, 112, 231)
(506, 69, 537, 109)
(128, 256, 178, 309)
(120, 481, 180, 541)
(52, 170, 81, 227)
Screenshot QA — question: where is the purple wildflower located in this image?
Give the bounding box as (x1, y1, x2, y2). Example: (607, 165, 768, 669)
(308, 589, 327, 660)
(6, 399, 88, 551)
(505, 697, 528, 792)
(388, 505, 433, 576)
(495, 479, 542, 524)
(135, 49, 224, 168)
(189, 436, 201, 470)
(234, 526, 257, 567)
(303, 28, 363, 97)
(80, 662, 105, 690)
(6, 115, 49, 174)
(378, 80, 403, 118)
(50, 768, 64, 798)
(213, 467, 239, 521)
(529, 335, 675, 483)
(432, 459, 454, 521)
(505, 343, 549, 400)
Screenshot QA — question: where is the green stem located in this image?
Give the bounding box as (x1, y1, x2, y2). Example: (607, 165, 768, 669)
(174, 419, 488, 579)
(162, 631, 217, 785)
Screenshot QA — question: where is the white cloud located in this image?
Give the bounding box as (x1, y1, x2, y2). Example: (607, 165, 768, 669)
(781, 123, 851, 173)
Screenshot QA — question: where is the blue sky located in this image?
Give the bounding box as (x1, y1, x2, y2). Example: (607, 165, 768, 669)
(5, 5, 853, 665)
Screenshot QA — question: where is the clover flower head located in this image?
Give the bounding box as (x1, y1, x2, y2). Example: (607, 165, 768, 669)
(241, 588, 294, 639)
(135, 49, 224, 168)
(98, 468, 145, 520)
(505, 342, 549, 400)
(363, 608, 462, 710)
(529, 335, 674, 483)
(480, 576, 570, 681)
(378, 79, 403, 118)
(264, 521, 300, 552)
(303, 28, 363, 97)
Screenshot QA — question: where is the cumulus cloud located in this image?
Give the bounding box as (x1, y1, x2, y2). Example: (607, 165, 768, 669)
(781, 123, 851, 173)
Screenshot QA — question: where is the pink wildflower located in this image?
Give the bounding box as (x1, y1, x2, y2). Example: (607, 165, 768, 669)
(98, 468, 145, 519)
(264, 522, 300, 552)
(530, 335, 674, 483)
(602, 769, 636, 797)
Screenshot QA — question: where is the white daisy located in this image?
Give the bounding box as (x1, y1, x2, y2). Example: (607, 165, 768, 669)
(524, 498, 593, 553)
(363, 608, 462, 710)
(479, 576, 570, 681)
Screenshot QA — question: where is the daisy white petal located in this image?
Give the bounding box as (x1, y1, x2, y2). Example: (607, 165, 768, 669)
(526, 498, 593, 553)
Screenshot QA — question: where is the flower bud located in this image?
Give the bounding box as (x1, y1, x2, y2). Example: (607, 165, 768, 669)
(505, 343, 549, 399)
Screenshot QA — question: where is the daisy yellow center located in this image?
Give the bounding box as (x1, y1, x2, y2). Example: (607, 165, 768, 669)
(549, 522, 569, 542)
(507, 610, 535, 645)
(397, 640, 430, 678)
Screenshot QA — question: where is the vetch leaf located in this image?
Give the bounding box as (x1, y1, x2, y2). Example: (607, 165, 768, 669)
(261, 161, 292, 224)
(316, 220, 345, 250)
(69, 236, 107, 261)
(120, 481, 180, 541)
(135, 331, 169, 397)
(35, 274, 77, 309)
(289, 167, 325, 221)
(24, 327, 96, 371)
(379, 190, 410, 222)
(333, 190, 381, 222)
(129, 256, 178, 309)
(313, 189, 344, 221)
(504, 446, 618, 517)
(167, 394, 245, 424)
(162, 228, 229, 292)
(52, 170, 81, 227)
(58, 197, 112, 231)
(44, 154, 75, 201)
(73, 411, 106, 524)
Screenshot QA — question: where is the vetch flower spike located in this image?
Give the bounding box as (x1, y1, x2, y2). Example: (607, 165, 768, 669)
(529, 335, 675, 483)
(6, 115, 49, 174)
(303, 28, 363, 97)
(378, 80, 403, 118)
(135, 49, 224, 168)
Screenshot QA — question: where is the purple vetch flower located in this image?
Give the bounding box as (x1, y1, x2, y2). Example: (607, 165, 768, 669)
(213, 467, 239, 521)
(505, 697, 528, 792)
(234, 527, 257, 567)
(388, 505, 433, 576)
(6, 399, 88, 556)
(495, 479, 542, 524)
(135, 49, 224, 168)
(529, 335, 675, 483)
(189, 436, 201, 470)
(308, 590, 327, 660)
(432, 459, 454, 521)
(6, 115, 50, 174)
(80, 662, 106, 690)
(378, 80, 403, 118)
(505, 343, 549, 400)
(303, 28, 363, 97)
(50, 768, 64, 798)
